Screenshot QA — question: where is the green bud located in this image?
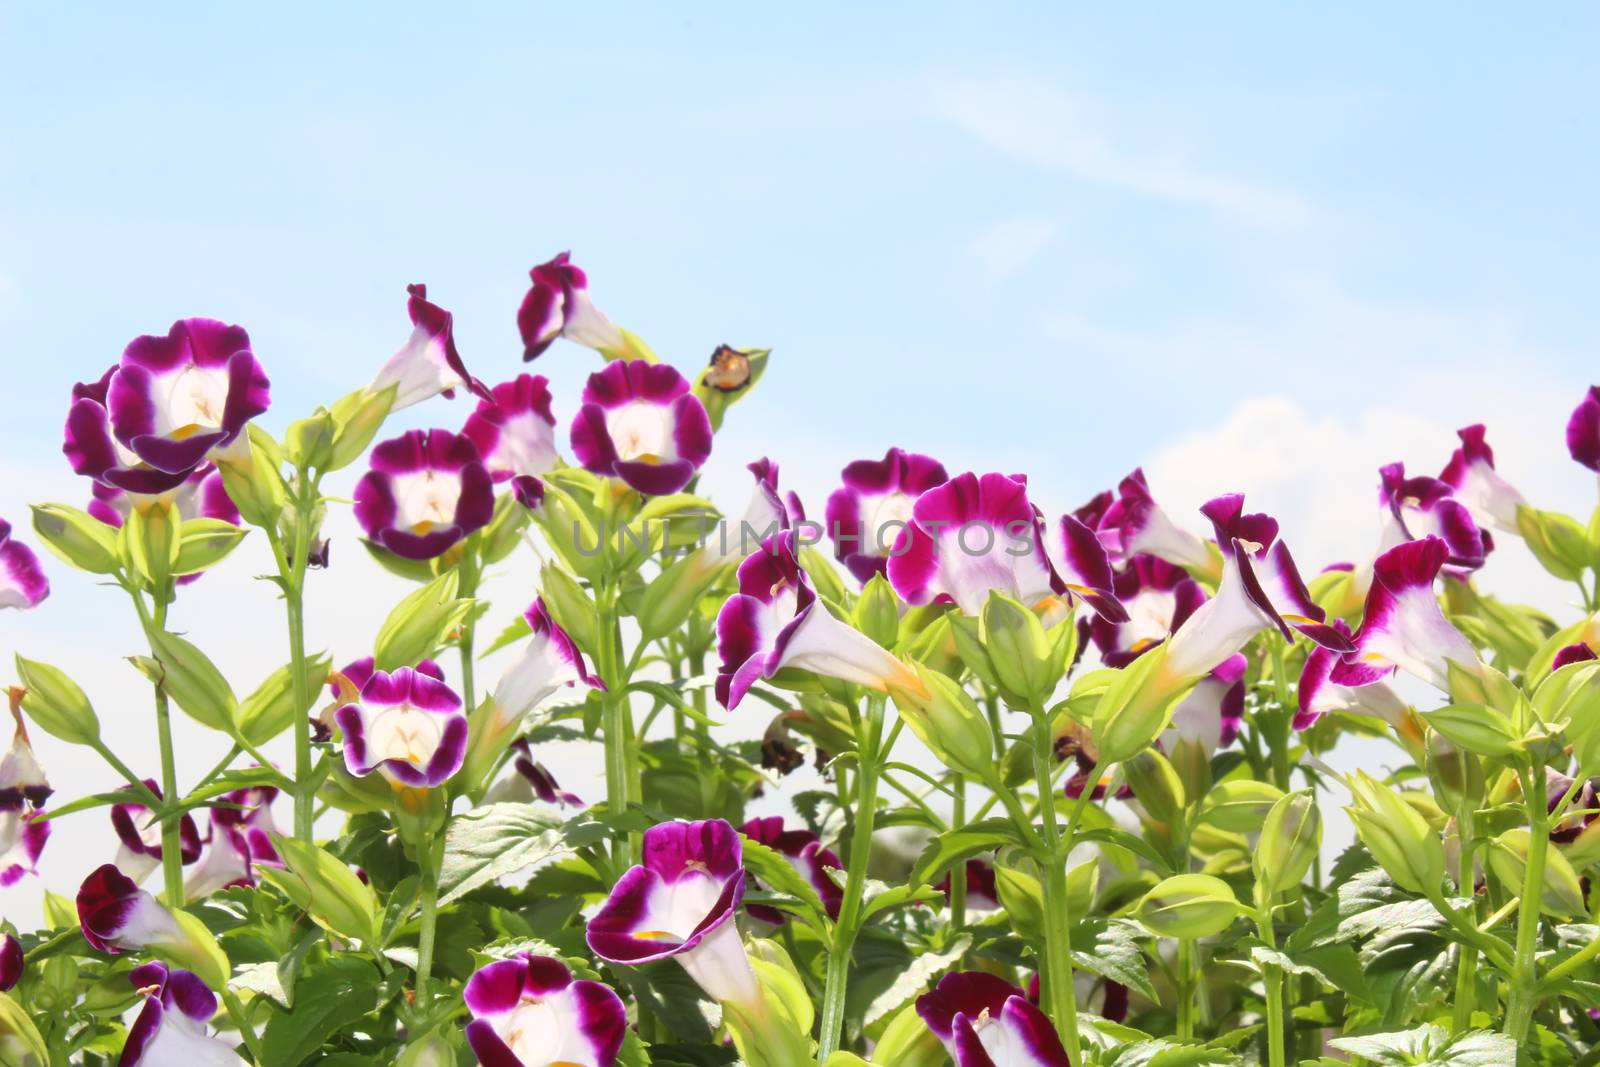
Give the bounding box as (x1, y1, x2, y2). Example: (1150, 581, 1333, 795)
(142, 629, 237, 732)
(1168, 736, 1212, 812)
(284, 410, 337, 470)
(318, 760, 397, 815)
(1537, 662, 1600, 776)
(215, 425, 288, 529)
(1489, 828, 1586, 917)
(171, 518, 248, 576)
(38, 954, 77, 1013)
(236, 653, 332, 746)
(1425, 732, 1486, 814)
(1254, 790, 1321, 899)
(692, 345, 770, 432)
(637, 551, 723, 641)
(993, 862, 1046, 941)
(948, 614, 1002, 693)
(853, 574, 902, 650)
(121, 497, 180, 586)
(980, 591, 1059, 706)
(1346, 771, 1445, 896)
(0, 991, 48, 1067)
(887, 661, 997, 781)
(1091, 644, 1193, 766)
(161, 909, 231, 991)
(1422, 703, 1520, 759)
(373, 570, 474, 672)
(30, 502, 121, 574)
(1517, 504, 1592, 583)
(393, 1029, 454, 1067)
(869, 1002, 946, 1067)
(260, 834, 380, 945)
(13, 655, 100, 745)
(538, 563, 600, 656)
(1124, 749, 1187, 826)
(1136, 873, 1241, 939)
(327, 384, 397, 473)
(1066, 859, 1099, 918)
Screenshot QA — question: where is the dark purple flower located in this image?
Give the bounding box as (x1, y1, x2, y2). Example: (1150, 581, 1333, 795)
(76, 864, 187, 955)
(1439, 424, 1525, 532)
(183, 784, 283, 901)
(1, 693, 51, 811)
(569, 360, 712, 496)
(119, 960, 241, 1065)
(700, 457, 797, 568)
(740, 815, 843, 923)
(464, 952, 627, 1067)
(937, 858, 1000, 913)
(1294, 619, 1409, 731)
(0, 809, 48, 887)
(0, 518, 48, 611)
(1344, 536, 1482, 694)
(370, 283, 489, 411)
(1096, 469, 1212, 571)
(1554, 642, 1599, 671)
(586, 819, 761, 1009)
(1377, 462, 1488, 572)
(111, 778, 202, 885)
(1568, 386, 1600, 473)
(462, 374, 560, 481)
(915, 970, 1071, 1067)
(824, 448, 949, 585)
(0, 934, 19, 992)
(1164, 653, 1247, 755)
(353, 428, 495, 560)
(1088, 555, 1206, 668)
(64, 367, 192, 494)
(518, 252, 625, 361)
(333, 666, 468, 788)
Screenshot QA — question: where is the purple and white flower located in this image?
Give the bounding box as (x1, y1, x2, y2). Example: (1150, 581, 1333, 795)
(1439, 424, 1525, 533)
(1162, 494, 1351, 681)
(88, 466, 239, 531)
(518, 252, 626, 361)
(484, 740, 586, 809)
(76, 864, 188, 955)
(1374, 462, 1488, 572)
(0, 519, 48, 611)
(824, 448, 949, 584)
(700, 457, 796, 569)
(462, 374, 561, 481)
(0, 934, 19, 992)
(1568, 386, 1600, 474)
(715, 531, 918, 710)
(183, 785, 283, 901)
(1294, 619, 1410, 730)
(370, 283, 489, 411)
(111, 779, 202, 886)
(587, 819, 761, 1010)
(464, 952, 627, 1067)
(1096, 469, 1213, 572)
(1162, 653, 1248, 756)
(569, 360, 712, 496)
(333, 666, 469, 788)
(1, 695, 51, 812)
(740, 816, 843, 924)
(353, 428, 495, 560)
(885, 472, 1056, 615)
(119, 961, 245, 1066)
(1088, 555, 1207, 668)
(331, 656, 444, 697)
(915, 971, 1072, 1067)
(0, 809, 48, 887)
(65, 367, 193, 494)
(1554, 641, 1598, 671)
(103, 318, 270, 477)
(1344, 536, 1482, 694)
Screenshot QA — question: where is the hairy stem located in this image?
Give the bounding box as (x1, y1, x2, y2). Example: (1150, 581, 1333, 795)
(1257, 900, 1287, 1067)
(414, 840, 441, 1006)
(1177, 937, 1196, 1040)
(1504, 764, 1551, 1042)
(1032, 702, 1082, 1063)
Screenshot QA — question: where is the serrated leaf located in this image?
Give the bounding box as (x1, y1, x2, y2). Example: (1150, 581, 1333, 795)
(861, 935, 970, 1027)
(438, 802, 569, 905)
(1329, 1024, 1516, 1066)
(1072, 917, 1158, 1001)
(260, 957, 382, 1067)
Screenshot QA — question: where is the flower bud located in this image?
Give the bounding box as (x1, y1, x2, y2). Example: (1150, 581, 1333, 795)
(538, 563, 600, 657)
(980, 591, 1060, 707)
(853, 574, 902, 650)
(29, 503, 120, 574)
(13, 655, 100, 746)
(888, 661, 997, 782)
(948, 614, 1002, 694)
(120, 497, 180, 586)
(870, 1002, 945, 1067)
(237, 653, 332, 747)
(214, 427, 288, 529)
(258, 834, 379, 945)
(1169, 736, 1213, 812)
(327, 384, 397, 473)
(1198, 779, 1285, 833)
(171, 518, 247, 577)
(1124, 749, 1187, 826)
(1254, 790, 1321, 900)
(1489, 828, 1586, 917)
(373, 571, 474, 673)
(284, 410, 337, 471)
(1091, 643, 1194, 766)
(637, 550, 722, 641)
(1516, 504, 1592, 583)
(1421, 703, 1520, 759)
(992, 862, 1046, 941)
(1346, 771, 1445, 896)
(1537, 661, 1600, 775)
(1136, 873, 1241, 939)
(141, 630, 237, 733)
(394, 1029, 454, 1067)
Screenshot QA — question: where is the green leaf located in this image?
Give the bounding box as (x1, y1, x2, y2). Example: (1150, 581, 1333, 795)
(438, 802, 569, 905)
(738, 835, 831, 930)
(1329, 1024, 1516, 1066)
(861, 882, 943, 923)
(259, 957, 383, 1067)
(909, 818, 1029, 885)
(1071, 917, 1158, 1001)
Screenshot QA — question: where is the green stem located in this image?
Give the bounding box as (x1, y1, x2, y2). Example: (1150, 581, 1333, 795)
(1257, 901, 1286, 1067)
(1504, 764, 1551, 1042)
(595, 578, 633, 864)
(1267, 639, 1293, 792)
(816, 694, 885, 1062)
(950, 773, 968, 930)
(1031, 701, 1082, 1063)
(1452, 805, 1479, 1033)
(133, 583, 186, 907)
(278, 474, 317, 845)
(456, 547, 480, 713)
(221, 988, 267, 1064)
(1177, 937, 1196, 1040)
(414, 841, 441, 1005)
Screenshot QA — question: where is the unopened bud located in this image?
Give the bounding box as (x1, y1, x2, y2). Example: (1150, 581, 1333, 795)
(30, 503, 120, 574)
(888, 661, 997, 782)
(853, 574, 902, 650)
(258, 834, 380, 945)
(980, 591, 1060, 706)
(1346, 772, 1445, 896)
(1425, 733, 1485, 814)
(1198, 779, 1285, 833)
(1489, 828, 1586, 917)
(13, 655, 100, 746)
(1137, 873, 1241, 939)
(1254, 791, 1321, 899)
(869, 1002, 945, 1067)
(1124, 749, 1187, 826)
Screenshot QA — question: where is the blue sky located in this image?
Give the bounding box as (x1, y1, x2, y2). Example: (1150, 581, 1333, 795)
(3, 4, 1599, 917)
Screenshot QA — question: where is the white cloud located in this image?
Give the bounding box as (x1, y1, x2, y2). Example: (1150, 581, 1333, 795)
(968, 215, 1060, 283)
(935, 77, 1311, 228)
